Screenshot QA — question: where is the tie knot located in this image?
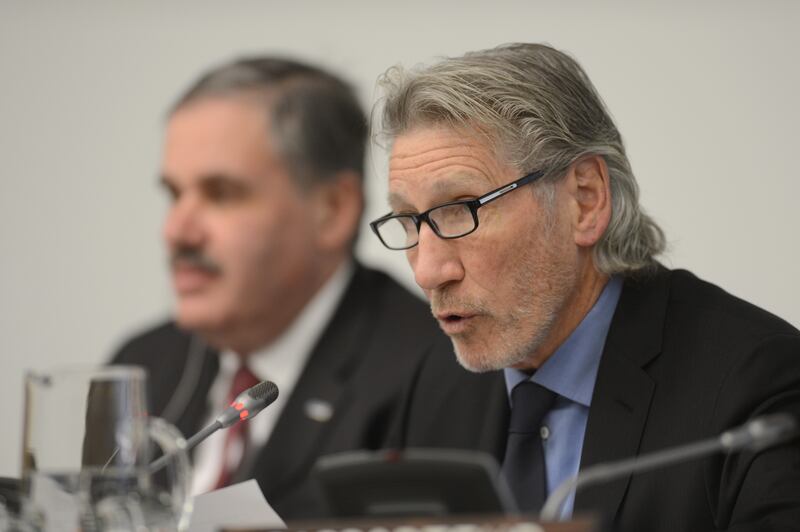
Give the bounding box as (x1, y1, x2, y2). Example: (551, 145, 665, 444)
(508, 381, 557, 434)
(228, 362, 260, 403)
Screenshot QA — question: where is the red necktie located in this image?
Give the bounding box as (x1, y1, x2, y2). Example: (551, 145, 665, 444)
(214, 362, 260, 489)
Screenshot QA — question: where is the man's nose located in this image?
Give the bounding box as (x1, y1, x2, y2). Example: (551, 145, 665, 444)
(409, 223, 465, 291)
(163, 196, 204, 248)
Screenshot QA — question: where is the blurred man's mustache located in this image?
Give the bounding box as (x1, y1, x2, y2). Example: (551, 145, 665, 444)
(169, 246, 222, 274)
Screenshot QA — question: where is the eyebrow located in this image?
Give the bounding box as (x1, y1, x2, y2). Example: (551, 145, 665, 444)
(387, 173, 489, 212)
(387, 192, 412, 212)
(431, 173, 486, 194)
(159, 172, 249, 187)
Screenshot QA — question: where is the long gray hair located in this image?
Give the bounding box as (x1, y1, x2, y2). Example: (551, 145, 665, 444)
(377, 43, 665, 274)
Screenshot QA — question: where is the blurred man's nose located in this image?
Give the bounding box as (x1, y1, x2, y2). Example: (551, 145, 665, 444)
(163, 195, 205, 248)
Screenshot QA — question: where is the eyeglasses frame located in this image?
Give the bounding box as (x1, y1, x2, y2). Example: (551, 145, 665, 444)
(370, 169, 546, 250)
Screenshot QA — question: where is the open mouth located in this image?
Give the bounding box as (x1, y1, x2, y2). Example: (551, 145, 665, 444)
(436, 312, 474, 333)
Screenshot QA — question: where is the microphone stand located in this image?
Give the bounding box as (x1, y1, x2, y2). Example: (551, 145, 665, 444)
(540, 413, 797, 521)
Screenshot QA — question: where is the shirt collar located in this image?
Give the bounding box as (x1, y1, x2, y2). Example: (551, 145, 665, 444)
(504, 275, 623, 407)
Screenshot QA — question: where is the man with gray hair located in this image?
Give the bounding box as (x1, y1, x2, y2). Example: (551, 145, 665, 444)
(112, 56, 447, 519)
(371, 43, 800, 530)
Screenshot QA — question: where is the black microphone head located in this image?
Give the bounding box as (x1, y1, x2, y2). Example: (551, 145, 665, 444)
(216, 380, 280, 428)
(247, 380, 280, 405)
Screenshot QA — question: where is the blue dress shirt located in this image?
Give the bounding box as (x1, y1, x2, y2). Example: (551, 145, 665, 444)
(504, 275, 623, 518)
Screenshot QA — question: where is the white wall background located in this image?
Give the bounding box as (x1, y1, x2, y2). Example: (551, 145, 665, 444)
(1, 1, 798, 477)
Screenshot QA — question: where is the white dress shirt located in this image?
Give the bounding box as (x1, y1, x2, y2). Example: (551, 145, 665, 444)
(190, 261, 354, 495)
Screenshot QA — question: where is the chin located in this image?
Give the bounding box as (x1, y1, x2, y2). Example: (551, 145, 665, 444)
(452, 336, 538, 374)
(452, 341, 504, 373)
(174, 301, 229, 335)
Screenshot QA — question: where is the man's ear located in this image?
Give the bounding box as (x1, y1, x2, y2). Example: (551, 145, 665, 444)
(566, 154, 612, 247)
(310, 171, 363, 251)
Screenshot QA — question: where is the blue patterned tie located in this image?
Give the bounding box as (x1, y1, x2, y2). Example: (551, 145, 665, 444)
(501, 380, 558, 513)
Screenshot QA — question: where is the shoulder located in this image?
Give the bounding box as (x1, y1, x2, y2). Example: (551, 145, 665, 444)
(624, 266, 800, 396)
(110, 319, 219, 415)
(660, 268, 798, 342)
(654, 270, 800, 528)
(110, 319, 194, 366)
(629, 267, 800, 429)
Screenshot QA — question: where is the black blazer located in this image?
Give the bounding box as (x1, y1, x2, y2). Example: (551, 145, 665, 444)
(398, 268, 800, 531)
(112, 263, 449, 520)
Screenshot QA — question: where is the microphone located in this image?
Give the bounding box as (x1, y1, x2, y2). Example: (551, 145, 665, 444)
(149, 380, 279, 474)
(210, 380, 280, 429)
(539, 413, 798, 521)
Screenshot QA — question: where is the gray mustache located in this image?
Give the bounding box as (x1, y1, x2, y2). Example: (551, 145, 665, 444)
(169, 247, 222, 274)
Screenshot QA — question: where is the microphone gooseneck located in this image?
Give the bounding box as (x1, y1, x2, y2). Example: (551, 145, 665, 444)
(539, 413, 798, 522)
(149, 380, 279, 474)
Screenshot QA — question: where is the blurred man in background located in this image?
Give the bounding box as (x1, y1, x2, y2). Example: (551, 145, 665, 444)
(113, 57, 446, 519)
(372, 43, 800, 530)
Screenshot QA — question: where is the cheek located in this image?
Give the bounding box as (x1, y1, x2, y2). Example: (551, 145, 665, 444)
(214, 213, 283, 276)
(460, 221, 523, 287)
(238, 208, 320, 279)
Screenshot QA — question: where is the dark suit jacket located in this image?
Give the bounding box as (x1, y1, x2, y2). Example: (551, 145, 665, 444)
(397, 268, 800, 531)
(112, 263, 449, 520)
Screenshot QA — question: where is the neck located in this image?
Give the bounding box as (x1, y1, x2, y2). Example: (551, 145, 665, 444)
(206, 254, 348, 357)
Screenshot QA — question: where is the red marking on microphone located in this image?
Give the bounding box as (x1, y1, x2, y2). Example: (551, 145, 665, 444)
(239, 410, 249, 420)
(233, 402, 244, 411)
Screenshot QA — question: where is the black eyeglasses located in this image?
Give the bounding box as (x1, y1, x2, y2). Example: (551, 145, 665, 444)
(370, 169, 545, 250)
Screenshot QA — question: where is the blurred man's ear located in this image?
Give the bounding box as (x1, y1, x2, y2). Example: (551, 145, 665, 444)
(311, 171, 363, 252)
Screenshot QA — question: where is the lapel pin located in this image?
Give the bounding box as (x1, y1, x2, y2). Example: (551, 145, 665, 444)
(304, 399, 334, 423)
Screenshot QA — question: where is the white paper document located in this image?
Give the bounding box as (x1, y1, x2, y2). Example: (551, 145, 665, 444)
(189, 479, 286, 532)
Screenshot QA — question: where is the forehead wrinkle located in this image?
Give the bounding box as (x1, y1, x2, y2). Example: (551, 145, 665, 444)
(390, 143, 494, 174)
(392, 157, 493, 180)
(390, 141, 483, 163)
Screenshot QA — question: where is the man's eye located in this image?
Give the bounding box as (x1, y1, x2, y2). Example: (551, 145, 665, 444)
(160, 182, 180, 203)
(204, 181, 246, 203)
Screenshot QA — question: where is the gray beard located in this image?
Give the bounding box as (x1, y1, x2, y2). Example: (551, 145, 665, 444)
(451, 249, 579, 373)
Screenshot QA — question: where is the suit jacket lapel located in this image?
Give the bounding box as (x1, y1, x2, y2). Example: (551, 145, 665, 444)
(252, 264, 378, 501)
(574, 269, 670, 519)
